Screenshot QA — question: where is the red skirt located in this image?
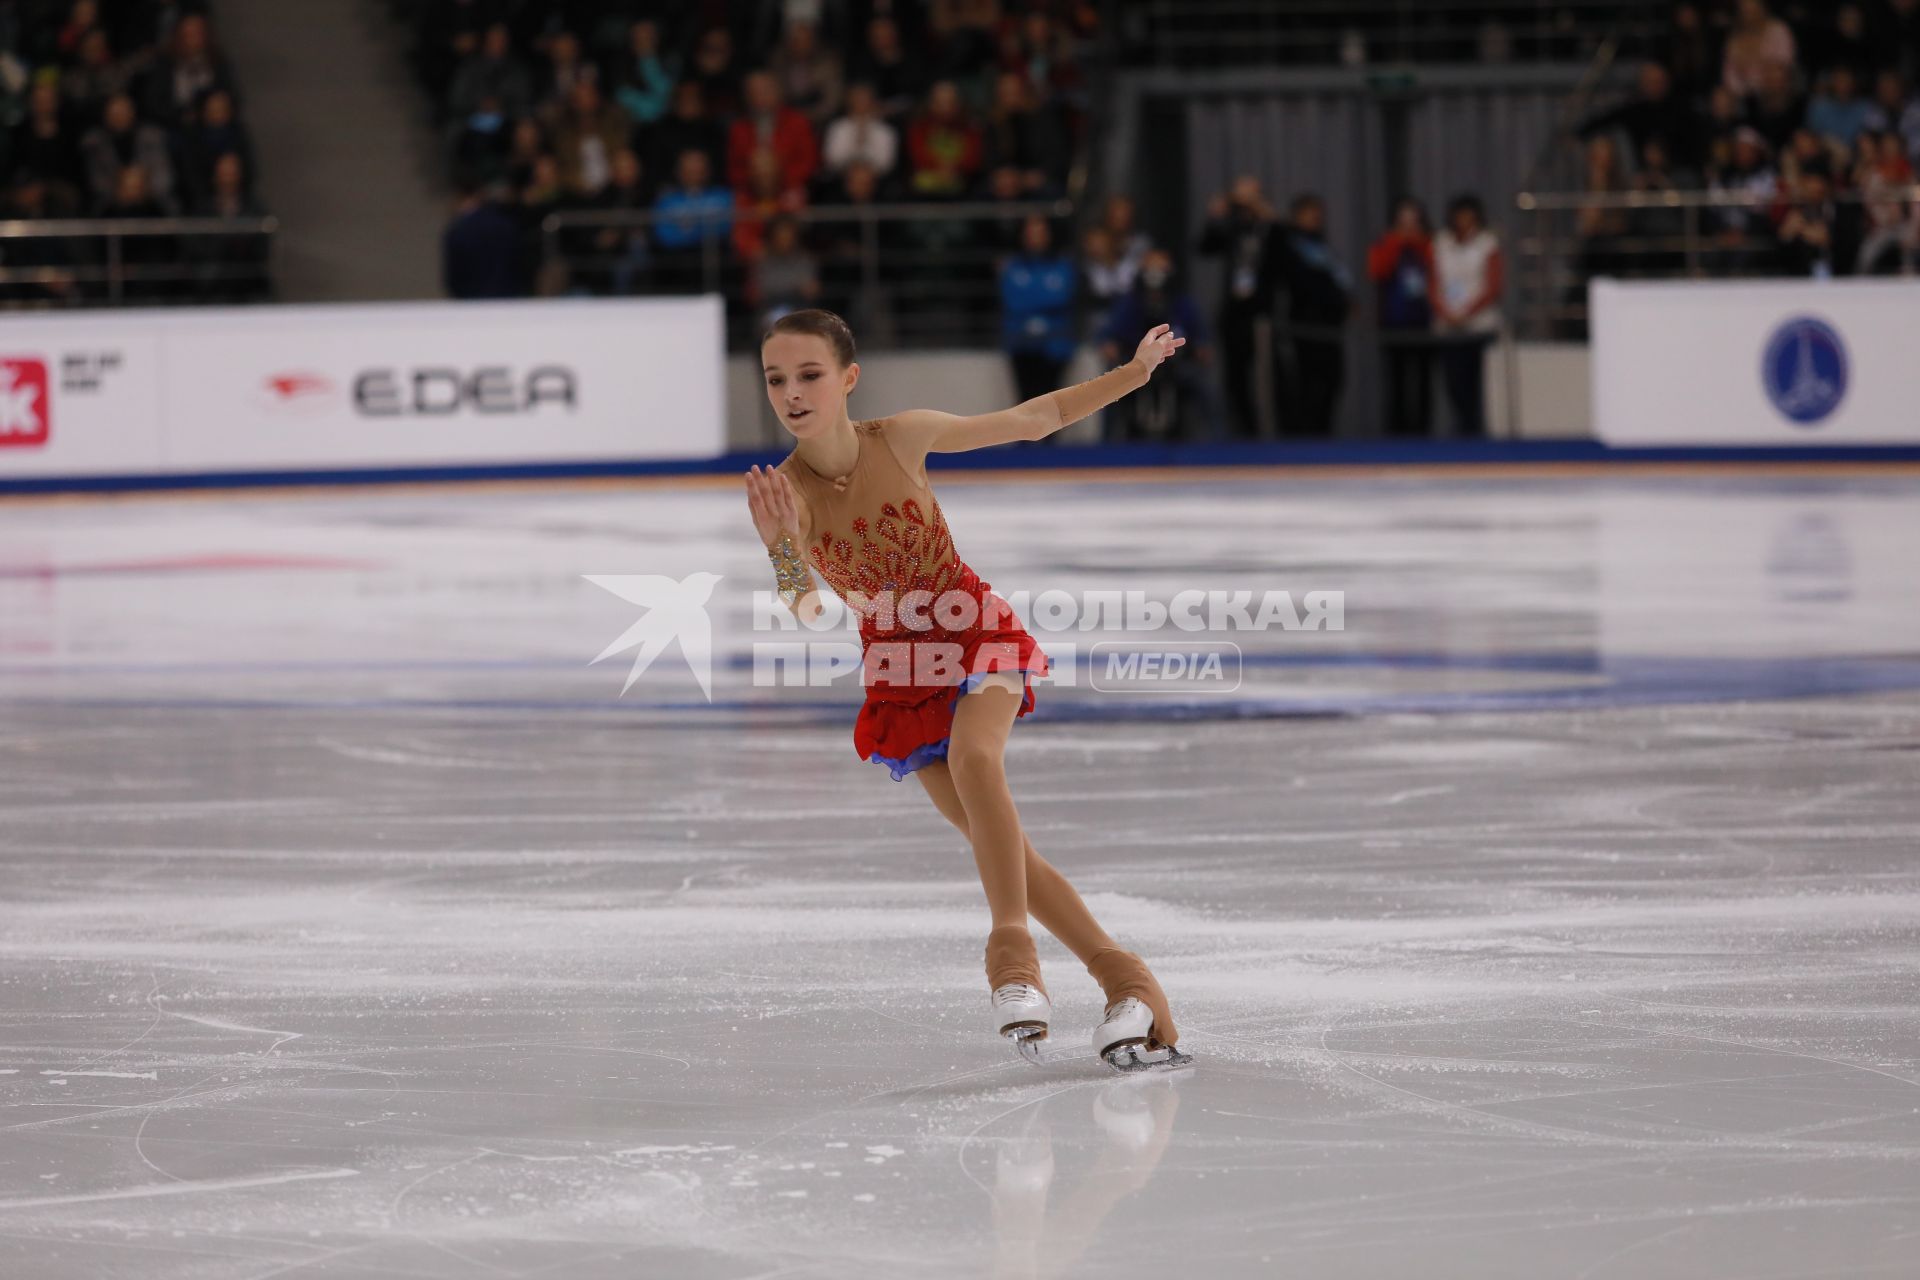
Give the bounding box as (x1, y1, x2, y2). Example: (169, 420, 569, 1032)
(852, 565, 1049, 781)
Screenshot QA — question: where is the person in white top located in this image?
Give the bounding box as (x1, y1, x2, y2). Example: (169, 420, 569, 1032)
(822, 81, 899, 181)
(1431, 194, 1504, 437)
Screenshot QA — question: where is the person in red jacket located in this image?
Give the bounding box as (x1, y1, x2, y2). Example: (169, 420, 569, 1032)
(1365, 197, 1436, 437)
(907, 80, 984, 198)
(728, 70, 818, 194)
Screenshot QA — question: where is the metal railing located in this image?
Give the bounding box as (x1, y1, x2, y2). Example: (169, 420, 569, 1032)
(1122, 0, 1666, 67)
(540, 199, 1074, 349)
(0, 216, 279, 306)
(1510, 186, 1920, 338)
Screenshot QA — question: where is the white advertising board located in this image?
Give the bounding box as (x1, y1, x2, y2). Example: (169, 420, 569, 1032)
(1592, 278, 1920, 446)
(0, 297, 725, 480)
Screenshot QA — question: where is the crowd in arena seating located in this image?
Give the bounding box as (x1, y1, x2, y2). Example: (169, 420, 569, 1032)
(420, 0, 1094, 324)
(1572, 0, 1920, 295)
(0, 1, 269, 304)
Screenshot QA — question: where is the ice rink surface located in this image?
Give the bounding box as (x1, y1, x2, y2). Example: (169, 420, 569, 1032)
(3, 465, 1919, 1279)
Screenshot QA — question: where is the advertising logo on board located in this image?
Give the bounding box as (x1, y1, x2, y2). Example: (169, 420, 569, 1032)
(0, 358, 50, 448)
(1762, 316, 1848, 425)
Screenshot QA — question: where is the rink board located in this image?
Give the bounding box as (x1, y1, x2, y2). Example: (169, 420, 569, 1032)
(0, 296, 725, 480)
(1593, 277, 1920, 446)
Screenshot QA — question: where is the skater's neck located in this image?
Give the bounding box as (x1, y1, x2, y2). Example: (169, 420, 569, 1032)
(793, 414, 859, 483)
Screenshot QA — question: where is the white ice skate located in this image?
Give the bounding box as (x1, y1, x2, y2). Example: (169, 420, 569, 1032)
(992, 983, 1051, 1064)
(1093, 997, 1194, 1074)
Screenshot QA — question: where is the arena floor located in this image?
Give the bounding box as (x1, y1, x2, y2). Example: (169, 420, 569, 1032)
(3, 466, 1918, 1279)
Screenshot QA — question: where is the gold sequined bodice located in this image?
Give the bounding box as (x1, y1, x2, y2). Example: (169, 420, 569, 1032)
(777, 419, 965, 614)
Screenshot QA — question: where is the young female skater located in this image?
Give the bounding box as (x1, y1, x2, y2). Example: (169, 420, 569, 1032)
(742, 309, 1190, 1072)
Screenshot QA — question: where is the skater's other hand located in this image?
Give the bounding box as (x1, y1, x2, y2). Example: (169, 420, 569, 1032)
(745, 464, 803, 547)
(1132, 324, 1186, 375)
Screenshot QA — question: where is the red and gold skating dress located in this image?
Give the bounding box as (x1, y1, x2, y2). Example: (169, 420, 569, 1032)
(777, 419, 1049, 780)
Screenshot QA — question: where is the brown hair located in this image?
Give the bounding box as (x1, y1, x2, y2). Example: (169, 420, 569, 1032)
(761, 308, 856, 367)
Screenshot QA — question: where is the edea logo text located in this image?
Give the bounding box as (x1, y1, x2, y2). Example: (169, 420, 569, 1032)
(0, 358, 50, 448)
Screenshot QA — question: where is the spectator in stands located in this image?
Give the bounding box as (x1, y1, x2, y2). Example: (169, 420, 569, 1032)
(734, 146, 807, 261)
(934, 0, 1001, 81)
(1865, 71, 1918, 155)
(1808, 66, 1875, 151)
(443, 177, 523, 299)
(192, 153, 269, 302)
(81, 92, 173, 212)
(652, 147, 733, 292)
(1629, 136, 1691, 271)
(1704, 126, 1779, 271)
(1576, 61, 1694, 167)
(822, 81, 898, 184)
(770, 19, 843, 126)
(551, 79, 629, 197)
(906, 80, 981, 198)
(450, 24, 532, 126)
(1774, 167, 1864, 277)
(974, 163, 1032, 252)
(1, 170, 82, 304)
(1432, 194, 1502, 437)
(1747, 60, 1806, 152)
(141, 12, 229, 127)
(1572, 135, 1629, 302)
(1853, 129, 1918, 273)
(1268, 192, 1352, 437)
(647, 81, 725, 188)
(515, 152, 567, 293)
(1883, 0, 1920, 81)
(1100, 195, 1153, 282)
(1723, 0, 1796, 98)
(504, 117, 547, 190)
(1661, 3, 1718, 101)
(10, 80, 87, 212)
(1366, 197, 1434, 437)
(750, 215, 821, 323)
(1818, 4, 1875, 81)
(178, 88, 254, 208)
(817, 159, 897, 331)
(571, 148, 652, 296)
(612, 19, 674, 127)
(687, 27, 741, 120)
(1098, 247, 1218, 443)
(55, 0, 100, 61)
(101, 162, 171, 298)
(451, 91, 513, 184)
(982, 70, 1066, 196)
(1197, 173, 1278, 439)
(1080, 225, 1133, 337)
(999, 214, 1077, 417)
(535, 30, 594, 112)
(1705, 84, 1748, 151)
(729, 69, 817, 195)
(61, 28, 136, 124)
(851, 16, 921, 121)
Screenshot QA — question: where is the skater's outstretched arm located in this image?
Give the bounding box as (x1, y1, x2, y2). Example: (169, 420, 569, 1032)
(886, 325, 1186, 460)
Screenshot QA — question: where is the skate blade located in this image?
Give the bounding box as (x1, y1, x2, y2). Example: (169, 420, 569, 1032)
(1100, 1040, 1195, 1075)
(1004, 1024, 1049, 1066)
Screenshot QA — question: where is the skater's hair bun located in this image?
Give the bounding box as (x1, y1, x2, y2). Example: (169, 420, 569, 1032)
(762, 309, 856, 368)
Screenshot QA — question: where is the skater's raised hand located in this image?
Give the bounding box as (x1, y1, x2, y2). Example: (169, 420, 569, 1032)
(744, 464, 803, 548)
(1132, 324, 1187, 375)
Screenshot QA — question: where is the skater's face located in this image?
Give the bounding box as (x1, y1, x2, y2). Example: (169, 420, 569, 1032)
(762, 333, 858, 438)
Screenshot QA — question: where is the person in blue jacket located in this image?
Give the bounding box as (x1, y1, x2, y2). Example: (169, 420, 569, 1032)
(1000, 216, 1078, 433)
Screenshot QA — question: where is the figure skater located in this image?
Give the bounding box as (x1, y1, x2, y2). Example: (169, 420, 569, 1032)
(743, 309, 1190, 1072)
